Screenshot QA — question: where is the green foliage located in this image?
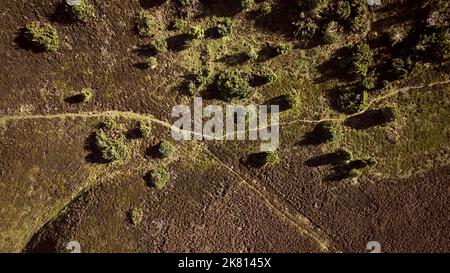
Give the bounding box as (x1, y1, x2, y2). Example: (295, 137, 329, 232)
(349, 0, 370, 33)
(216, 70, 252, 101)
(337, 0, 351, 20)
(80, 88, 94, 102)
(22, 22, 59, 52)
(148, 166, 171, 189)
(293, 16, 318, 39)
(138, 120, 152, 138)
(390, 58, 408, 79)
(323, 21, 339, 44)
(275, 42, 292, 55)
(135, 10, 155, 37)
(335, 90, 368, 114)
(361, 73, 377, 90)
(66, 0, 95, 22)
(245, 45, 259, 62)
(234, 0, 254, 10)
(100, 117, 116, 130)
(260, 2, 272, 15)
(94, 128, 128, 162)
(158, 140, 174, 158)
(190, 25, 205, 39)
(262, 69, 278, 83)
(314, 121, 338, 143)
(278, 93, 300, 110)
(128, 208, 143, 225)
(215, 17, 233, 37)
(416, 28, 450, 62)
(171, 19, 186, 31)
(351, 43, 374, 77)
(147, 56, 158, 69)
(262, 151, 281, 166)
(151, 37, 168, 54)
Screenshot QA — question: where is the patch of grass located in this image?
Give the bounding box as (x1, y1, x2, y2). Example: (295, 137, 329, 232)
(135, 10, 155, 37)
(138, 120, 152, 138)
(128, 208, 143, 225)
(22, 22, 59, 52)
(158, 140, 174, 159)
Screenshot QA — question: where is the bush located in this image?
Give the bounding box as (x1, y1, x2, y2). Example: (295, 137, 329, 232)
(80, 87, 94, 102)
(390, 58, 408, 79)
(22, 22, 59, 52)
(235, 0, 254, 10)
(135, 10, 155, 37)
(138, 120, 152, 138)
(148, 166, 170, 189)
(275, 42, 292, 55)
(351, 43, 374, 77)
(128, 208, 143, 225)
(94, 128, 129, 162)
(260, 2, 272, 15)
(262, 151, 281, 166)
(158, 140, 174, 158)
(245, 45, 258, 62)
(333, 157, 377, 179)
(100, 117, 116, 130)
(66, 0, 95, 22)
(323, 21, 339, 44)
(293, 16, 318, 40)
(216, 70, 252, 101)
(262, 69, 278, 83)
(416, 29, 450, 62)
(216, 18, 233, 37)
(278, 93, 300, 111)
(151, 37, 168, 54)
(314, 121, 338, 143)
(147, 56, 158, 69)
(190, 25, 205, 39)
(170, 19, 186, 31)
(335, 90, 368, 114)
(361, 73, 377, 90)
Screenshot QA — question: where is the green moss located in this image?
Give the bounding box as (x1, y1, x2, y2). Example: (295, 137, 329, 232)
(148, 166, 171, 189)
(135, 10, 155, 37)
(22, 22, 59, 52)
(66, 0, 95, 22)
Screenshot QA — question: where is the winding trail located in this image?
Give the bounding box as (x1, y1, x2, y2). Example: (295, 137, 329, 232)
(2, 79, 449, 253)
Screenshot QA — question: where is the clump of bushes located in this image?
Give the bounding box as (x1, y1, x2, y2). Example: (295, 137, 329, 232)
(158, 140, 174, 158)
(416, 28, 450, 62)
(216, 70, 252, 101)
(128, 208, 143, 225)
(147, 166, 171, 189)
(135, 10, 155, 37)
(361, 73, 377, 90)
(351, 43, 374, 77)
(335, 90, 368, 114)
(186, 67, 211, 96)
(275, 42, 292, 55)
(65, 0, 95, 22)
(22, 22, 59, 52)
(94, 128, 129, 162)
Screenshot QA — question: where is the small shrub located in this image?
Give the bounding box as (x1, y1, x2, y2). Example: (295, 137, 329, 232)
(128, 208, 143, 225)
(260, 2, 272, 15)
(135, 10, 155, 37)
(235, 0, 254, 10)
(262, 151, 281, 166)
(190, 25, 205, 39)
(416, 29, 450, 62)
(335, 90, 368, 114)
(350, 0, 370, 33)
(151, 37, 168, 54)
(22, 22, 59, 52)
(147, 56, 158, 69)
(351, 43, 374, 77)
(148, 166, 171, 189)
(216, 70, 252, 101)
(158, 140, 174, 158)
(80, 87, 94, 102)
(390, 58, 408, 79)
(361, 73, 377, 90)
(216, 17, 233, 37)
(262, 69, 278, 83)
(94, 128, 128, 162)
(275, 42, 292, 55)
(278, 93, 300, 111)
(65, 0, 95, 22)
(314, 121, 338, 143)
(170, 19, 186, 31)
(138, 120, 152, 138)
(245, 45, 259, 62)
(323, 21, 339, 44)
(293, 16, 318, 40)
(195, 67, 211, 86)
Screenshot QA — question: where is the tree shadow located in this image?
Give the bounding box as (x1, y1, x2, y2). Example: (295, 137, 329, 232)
(255, 44, 278, 62)
(64, 94, 85, 104)
(49, 2, 77, 25)
(315, 46, 353, 83)
(166, 34, 193, 52)
(305, 150, 350, 167)
(216, 52, 248, 66)
(84, 132, 109, 164)
(139, 0, 167, 9)
(344, 108, 395, 130)
(145, 144, 160, 159)
(264, 95, 294, 112)
(244, 152, 267, 168)
(13, 31, 46, 53)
